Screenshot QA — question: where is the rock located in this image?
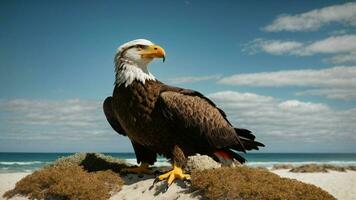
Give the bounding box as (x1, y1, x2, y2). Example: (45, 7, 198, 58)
(185, 154, 221, 172)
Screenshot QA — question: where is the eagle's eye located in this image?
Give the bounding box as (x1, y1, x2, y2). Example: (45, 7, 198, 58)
(136, 45, 145, 51)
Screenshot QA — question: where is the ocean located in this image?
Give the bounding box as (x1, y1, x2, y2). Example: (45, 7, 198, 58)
(1, 153, 356, 173)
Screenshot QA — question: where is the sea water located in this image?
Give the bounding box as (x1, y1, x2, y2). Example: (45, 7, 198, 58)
(1, 152, 356, 173)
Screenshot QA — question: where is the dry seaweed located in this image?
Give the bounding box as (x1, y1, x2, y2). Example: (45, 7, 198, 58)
(3, 164, 123, 200)
(347, 165, 356, 171)
(289, 164, 348, 173)
(272, 164, 293, 170)
(54, 153, 129, 173)
(3, 153, 127, 200)
(272, 164, 356, 173)
(191, 166, 336, 200)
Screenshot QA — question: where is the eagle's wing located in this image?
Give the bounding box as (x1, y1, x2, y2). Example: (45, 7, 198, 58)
(103, 96, 157, 165)
(103, 97, 126, 136)
(158, 86, 264, 158)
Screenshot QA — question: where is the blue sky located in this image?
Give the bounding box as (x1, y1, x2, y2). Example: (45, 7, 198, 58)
(0, 0, 355, 152)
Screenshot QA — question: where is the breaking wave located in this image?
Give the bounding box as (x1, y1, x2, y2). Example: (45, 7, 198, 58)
(0, 161, 44, 165)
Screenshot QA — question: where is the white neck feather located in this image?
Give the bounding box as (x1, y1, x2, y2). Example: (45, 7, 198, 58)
(115, 59, 156, 87)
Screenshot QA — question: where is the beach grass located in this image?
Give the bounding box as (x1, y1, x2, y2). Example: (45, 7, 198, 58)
(191, 166, 336, 200)
(53, 152, 129, 172)
(271, 164, 294, 170)
(3, 153, 127, 200)
(272, 163, 356, 173)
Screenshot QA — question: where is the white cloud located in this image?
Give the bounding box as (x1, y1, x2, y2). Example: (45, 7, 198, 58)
(245, 35, 356, 60)
(219, 66, 356, 87)
(1, 99, 102, 127)
(245, 39, 303, 55)
(167, 74, 222, 84)
(325, 52, 356, 64)
(264, 2, 356, 32)
(1, 95, 355, 152)
(301, 35, 356, 55)
(329, 29, 348, 36)
(208, 91, 356, 144)
(278, 100, 329, 112)
(296, 89, 356, 101)
(218, 66, 356, 100)
(0, 98, 118, 141)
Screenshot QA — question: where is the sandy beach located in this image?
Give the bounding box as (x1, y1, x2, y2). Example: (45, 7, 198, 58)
(1, 169, 356, 200)
(272, 169, 356, 200)
(0, 173, 29, 200)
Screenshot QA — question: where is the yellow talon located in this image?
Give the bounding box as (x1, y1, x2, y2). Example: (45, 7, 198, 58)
(156, 164, 191, 186)
(123, 162, 153, 174)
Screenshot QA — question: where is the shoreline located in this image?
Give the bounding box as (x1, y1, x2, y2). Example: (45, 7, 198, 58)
(3, 161, 356, 174)
(1, 169, 356, 200)
(2, 152, 356, 173)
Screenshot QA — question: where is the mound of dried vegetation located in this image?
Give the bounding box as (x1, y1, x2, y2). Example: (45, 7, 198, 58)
(290, 164, 356, 173)
(3, 153, 128, 200)
(54, 152, 128, 172)
(272, 164, 356, 173)
(191, 166, 336, 200)
(272, 164, 294, 170)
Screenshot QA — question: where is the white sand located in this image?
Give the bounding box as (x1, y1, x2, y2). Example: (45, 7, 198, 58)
(0, 173, 29, 200)
(1, 170, 356, 200)
(110, 174, 202, 200)
(272, 169, 356, 200)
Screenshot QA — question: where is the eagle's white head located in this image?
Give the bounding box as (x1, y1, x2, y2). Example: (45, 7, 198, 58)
(114, 39, 166, 87)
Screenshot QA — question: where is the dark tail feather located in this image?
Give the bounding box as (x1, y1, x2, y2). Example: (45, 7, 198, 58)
(214, 128, 264, 165)
(227, 149, 246, 164)
(235, 128, 255, 140)
(235, 134, 246, 153)
(233, 128, 265, 152)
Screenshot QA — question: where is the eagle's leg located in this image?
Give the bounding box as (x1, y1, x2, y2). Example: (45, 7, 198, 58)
(123, 162, 153, 174)
(155, 146, 190, 187)
(156, 163, 191, 186)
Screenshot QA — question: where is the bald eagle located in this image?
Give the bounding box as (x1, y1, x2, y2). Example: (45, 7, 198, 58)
(103, 39, 264, 187)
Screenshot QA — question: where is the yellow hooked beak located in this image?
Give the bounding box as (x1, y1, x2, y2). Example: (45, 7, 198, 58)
(140, 45, 166, 62)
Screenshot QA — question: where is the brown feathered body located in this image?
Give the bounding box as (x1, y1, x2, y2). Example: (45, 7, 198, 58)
(104, 79, 264, 166)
